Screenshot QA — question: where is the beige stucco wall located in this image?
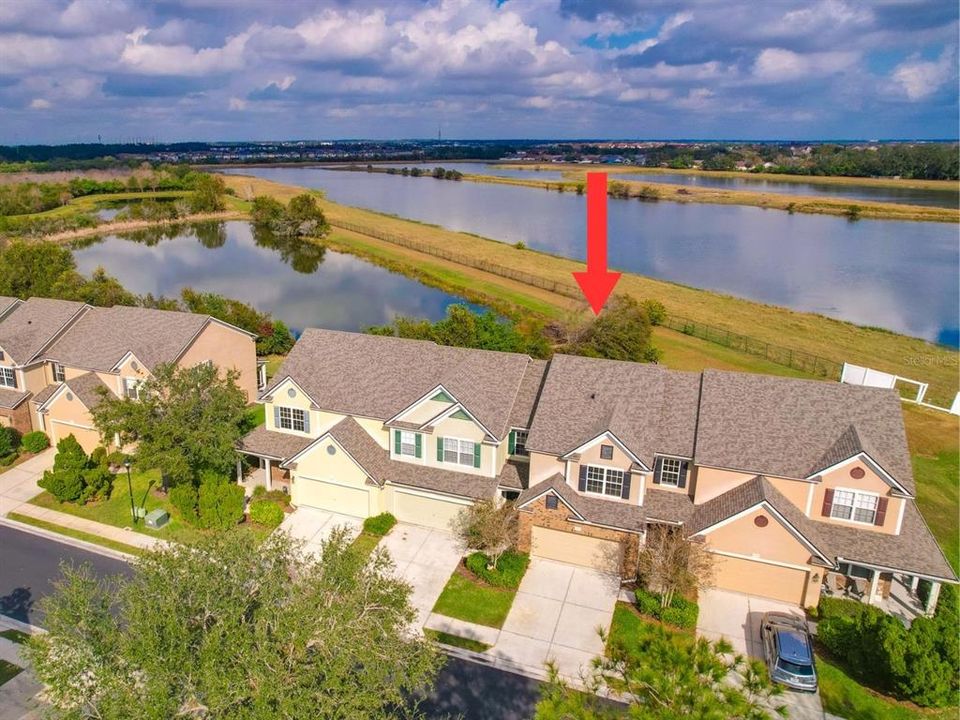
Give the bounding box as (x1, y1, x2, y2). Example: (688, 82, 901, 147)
(702, 507, 813, 567)
(415, 414, 496, 477)
(567, 439, 642, 505)
(45, 388, 97, 428)
(20, 364, 47, 397)
(529, 451, 566, 485)
(291, 437, 386, 514)
(398, 397, 453, 425)
(178, 322, 257, 402)
(810, 459, 902, 535)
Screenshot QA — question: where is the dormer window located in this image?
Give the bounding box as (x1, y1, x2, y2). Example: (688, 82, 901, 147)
(659, 458, 683, 487)
(585, 465, 624, 497)
(510, 429, 529, 456)
(276, 406, 308, 433)
(0, 367, 16, 389)
(831, 489, 879, 525)
(53, 363, 65, 383)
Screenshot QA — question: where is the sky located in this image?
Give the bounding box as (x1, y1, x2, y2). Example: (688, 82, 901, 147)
(0, 0, 957, 143)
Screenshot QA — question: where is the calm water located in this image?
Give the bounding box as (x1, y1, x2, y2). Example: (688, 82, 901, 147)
(615, 171, 959, 209)
(331, 161, 565, 181)
(73, 221, 474, 333)
(224, 167, 959, 345)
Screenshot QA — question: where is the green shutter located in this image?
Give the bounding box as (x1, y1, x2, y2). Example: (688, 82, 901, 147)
(415, 433, 422, 458)
(394, 430, 401, 455)
(437, 436, 444, 462)
(508, 430, 516, 455)
(473, 442, 481, 468)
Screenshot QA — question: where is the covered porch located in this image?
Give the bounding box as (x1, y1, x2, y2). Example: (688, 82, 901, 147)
(819, 561, 943, 623)
(236, 453, 291, 496)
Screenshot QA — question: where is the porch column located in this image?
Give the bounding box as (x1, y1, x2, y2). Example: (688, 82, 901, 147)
(910, 575, 920, 595)
(868, 568, 881, 605)
(925, 581, 941, 616)
(236, 458, 243, 484)
(264, 458, 272, 492)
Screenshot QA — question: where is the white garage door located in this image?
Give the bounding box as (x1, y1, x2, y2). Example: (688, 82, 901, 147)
(531, 526, 622, 573)
(393, 491, 469, 531)
(50, 422, 101, 454)
(295, 477, 371, 518)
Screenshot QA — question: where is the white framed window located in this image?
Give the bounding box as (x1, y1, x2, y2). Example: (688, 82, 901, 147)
(277, 406, 306, 432)
(400, 430, 417, 456)
(443, 437, 475, 467)
(585, 465, 624, 498)
(123, 377, 143, 400)
(52, 363, 65, 383)
(513, 430, 529, 456)
(659, 457, 683, 487)
(831, 488, 879, 525)
(0, 367, 16, 389)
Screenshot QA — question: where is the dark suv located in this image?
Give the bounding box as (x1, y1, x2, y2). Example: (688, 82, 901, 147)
(760, 612, 818, 692)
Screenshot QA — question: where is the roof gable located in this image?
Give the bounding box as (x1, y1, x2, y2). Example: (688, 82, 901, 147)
(0, 298, 87, 365)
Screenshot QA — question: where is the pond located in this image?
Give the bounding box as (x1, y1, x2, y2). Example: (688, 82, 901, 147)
(222, 167, 959, 346)
(72, 221, 477, 333)
(613, 171, 960, 209)
(330, 161, 565, 181)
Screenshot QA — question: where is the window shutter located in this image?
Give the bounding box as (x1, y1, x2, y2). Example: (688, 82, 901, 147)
(437, 437, 444, 462)
(473, 443, 481, 468)
(578, 465, 588, 492)
(652, 457, 663, 484)
(874, 497, 889, 527)
(394, 430, 401, 455)
(678, 460, 689, 489)
(821, 488, 835, 517)
(302, 412, 310, 434)
(621, 472, 632, 500)
(508, 431, 515, 455)
(415, 433, 422, 458)
(273, 406, 281, 429)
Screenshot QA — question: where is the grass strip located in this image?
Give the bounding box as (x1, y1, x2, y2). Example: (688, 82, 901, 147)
(7, 512, 144, 557)
(0, 629, 30, 645)
(0, 659, 22, 687)
(424, 629, 492, 653)
(433, 572, 517, 629)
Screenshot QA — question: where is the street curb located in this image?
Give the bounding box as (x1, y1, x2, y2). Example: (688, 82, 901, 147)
(0, 516, 136, 563)
(0, 614, 45, 636)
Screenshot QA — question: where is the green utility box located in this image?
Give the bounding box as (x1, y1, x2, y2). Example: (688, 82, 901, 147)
(145, 508, 170, 529)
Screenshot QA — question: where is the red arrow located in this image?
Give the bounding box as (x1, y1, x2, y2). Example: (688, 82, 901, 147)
(572, 172, 621, 315)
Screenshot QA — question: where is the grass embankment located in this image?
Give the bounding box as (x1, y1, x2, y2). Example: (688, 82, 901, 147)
(220, 174, 959, 406)
(461, 170, 957, 223)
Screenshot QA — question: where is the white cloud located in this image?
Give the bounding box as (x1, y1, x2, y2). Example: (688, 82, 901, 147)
(891, 48, 955, 100)
(29, 98, 51, 109)
(228, 97, 247, 111)
(753, 48, 858, 82)
(120, 25, 250, 75)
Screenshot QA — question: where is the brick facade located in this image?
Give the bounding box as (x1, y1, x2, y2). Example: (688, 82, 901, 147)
(518, 494, 641, 578)
(0, 403, 33, 436)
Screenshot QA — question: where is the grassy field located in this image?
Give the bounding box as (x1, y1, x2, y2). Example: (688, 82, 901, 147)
(221, 173, 959, 406)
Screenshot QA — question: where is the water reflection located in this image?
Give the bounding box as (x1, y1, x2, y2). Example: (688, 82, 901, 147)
(73, 221, 474, 332)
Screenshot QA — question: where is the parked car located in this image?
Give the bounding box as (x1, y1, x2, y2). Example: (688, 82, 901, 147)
(760, 612, 818, 692)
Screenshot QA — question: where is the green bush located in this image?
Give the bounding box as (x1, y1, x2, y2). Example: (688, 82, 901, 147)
(106, 451, 129, 468)
(89, 446, 108, 468)
(465, 551, 529, 589)
(362, 513, 397, 536)
(0, 426, 20, 457)
(38, 435, 89, 502)
(197, 478, 245, 530)
(641, 299, 667, 326)
(818, 596, 865, 621)
(21, 431, 50, 454)
(249, 499, 284, 528)
(633, 588, 699, 629)
(80, 465, 113, 503)
(635, 588, 662, 617)
(169, 483, 198, 524)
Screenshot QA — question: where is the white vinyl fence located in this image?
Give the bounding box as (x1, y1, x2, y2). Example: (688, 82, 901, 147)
(841, 363, 959, 416)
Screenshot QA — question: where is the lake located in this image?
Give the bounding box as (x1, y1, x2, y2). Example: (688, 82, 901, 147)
(223, 167, 959, 346)
(73, 221, 474, 333)
(614, 171, 959, 209)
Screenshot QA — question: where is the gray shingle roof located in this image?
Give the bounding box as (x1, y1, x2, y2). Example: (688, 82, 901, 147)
(237, 425, 315, 461)
(0, 297, 20, 319)
(43, 306, 211, 372)
(0, 298, 86, 364)
(643, 487, 695, 525)
(524, 353, 700, 467)
(508, 359, 547, 429)
(30, 384, 58, 407)
(497, 460, 528, 490)
(61, 372, 111, 411)
(263, 329, 535, 439)
(518, 474, 646, 532)
(0, 387, 29, 409)
(695, 370, 915, 495)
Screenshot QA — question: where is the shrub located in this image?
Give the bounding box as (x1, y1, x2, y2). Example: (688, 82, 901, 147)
(635, 588, 662, 617)
(89, 446, 108, 468)
(106, 451, 128, 468)
(0, 426, 20, 456)
(641, 299, 667, 326)
(21, 431, 50, 454)
(197, 478, 245, 530)
(249, 499, 284, 528)
(362, 512, 397, 536)
(38, 435, 89, 502)
(252, 484, 266, 498)
(818, 595, 865, 621)
(465, 550, 529, 589)
(169, 484, 199, 524)
(633, 587, 699, 629)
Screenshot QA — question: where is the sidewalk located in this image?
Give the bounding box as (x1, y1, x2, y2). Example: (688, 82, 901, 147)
(0, 618, 42, 720)
(0, 448, 160, 552)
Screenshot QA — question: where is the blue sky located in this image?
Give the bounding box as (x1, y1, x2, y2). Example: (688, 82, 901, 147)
(0, 0, 957, 143)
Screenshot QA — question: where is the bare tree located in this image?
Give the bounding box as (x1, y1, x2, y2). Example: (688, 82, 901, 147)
(637, 524, 714, 608)
(452, 500, 518, 569)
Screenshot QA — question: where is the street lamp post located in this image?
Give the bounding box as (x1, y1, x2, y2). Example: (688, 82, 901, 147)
(124, 459, 136, 524)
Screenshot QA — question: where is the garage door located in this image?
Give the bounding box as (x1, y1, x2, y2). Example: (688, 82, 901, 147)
(531, 526, 622, 573)
(711, 554, 809, 605)
(393, 491, 469, 531)
(50, 422, 101, 454)
(295, 477, 371, 518)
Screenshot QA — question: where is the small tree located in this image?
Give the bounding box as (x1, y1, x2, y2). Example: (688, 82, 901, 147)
(637, 524, 713, 609)
(90, 362, 248, 488)
(187, 172, 226, 213)
(453, 500, 518, 569)
(25, 528, 442, 719)
(563, 295, 660, 363)
(38, 435, 89, 502)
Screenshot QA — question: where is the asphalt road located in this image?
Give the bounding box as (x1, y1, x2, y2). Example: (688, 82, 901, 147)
(0, 524, 542, 719)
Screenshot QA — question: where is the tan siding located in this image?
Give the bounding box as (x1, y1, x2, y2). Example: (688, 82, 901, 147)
(398, 398, 453, 425)
(811, 459, 902, 535)
(702, 508, 813, 566)
(693, 466, 757, 504)
(178, 322, 257, 402)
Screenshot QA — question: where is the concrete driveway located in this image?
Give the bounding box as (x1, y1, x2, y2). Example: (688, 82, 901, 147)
(0, 450, 55, 516)
(278, 507, 363, 556)
(697, 588, 825, 720)
(379, 523, 462, 628)
(492, 558, 619, 681)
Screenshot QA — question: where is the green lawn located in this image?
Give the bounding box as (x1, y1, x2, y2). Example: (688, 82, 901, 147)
(243, 402, 266, 430)
(0, 659, 22, 687)
(351, 532, 382, 558)
(424, 629, 492, 653)
(28, 468, 267, 546)
(433, 571, 518, 628)
(8, 512, 145, 556)
(817, 654, 956, 720)
(0, 629, 30, 645)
